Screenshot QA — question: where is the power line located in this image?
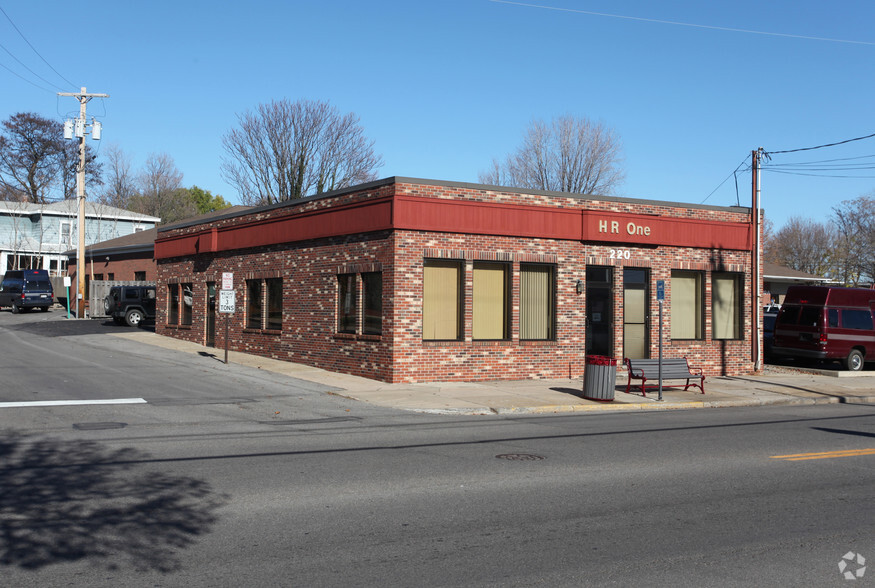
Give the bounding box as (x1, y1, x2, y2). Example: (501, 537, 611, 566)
(0, 4, 77, 90)
(765, 157, 875, 172)
(764, 132, 875, 155)
(489, 1, 875, 46)
(701, 155, 749, 205)
(0, 41, 67, 92)
(764, 169, 875, 179)
(0, 59, 54, 93)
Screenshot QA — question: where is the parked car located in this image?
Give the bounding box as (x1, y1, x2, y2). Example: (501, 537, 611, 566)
(0, 269, 54, 313)
(772, 286, 875, 371)
(104, 285, 156, 327)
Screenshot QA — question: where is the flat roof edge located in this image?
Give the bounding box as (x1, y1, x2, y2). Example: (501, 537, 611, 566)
(158, 176, 751, 233)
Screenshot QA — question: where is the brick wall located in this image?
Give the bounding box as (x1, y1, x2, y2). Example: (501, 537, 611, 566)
(67, 251, 156, 283)
(156, 178, 759, 383)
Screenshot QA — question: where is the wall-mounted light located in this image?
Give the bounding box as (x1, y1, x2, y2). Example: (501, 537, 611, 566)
(576, 279, 584, 295)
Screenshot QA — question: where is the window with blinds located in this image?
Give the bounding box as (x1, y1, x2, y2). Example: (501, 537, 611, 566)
(520, 264, 554, 340)
(473, 262, 509, 340)
(712, 273, 742, 339)
(423, 260, 462, 340)
(671, 270, 703, 339)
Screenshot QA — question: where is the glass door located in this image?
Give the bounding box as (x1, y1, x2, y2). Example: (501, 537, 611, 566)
(623, 268, 649, 359)
(585, 266, 613, 357)
(206, 282, 216, 347)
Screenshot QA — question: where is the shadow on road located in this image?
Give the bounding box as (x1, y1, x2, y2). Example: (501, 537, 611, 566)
(0, 432, 227, 572)
(1, 316, 155, 336)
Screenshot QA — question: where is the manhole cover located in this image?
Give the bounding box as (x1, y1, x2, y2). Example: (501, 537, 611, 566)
(495, 453, 546, 461)
(72, 422, 128, 431)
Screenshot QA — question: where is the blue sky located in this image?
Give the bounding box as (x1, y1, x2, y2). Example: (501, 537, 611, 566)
(1, 0, 873, 229)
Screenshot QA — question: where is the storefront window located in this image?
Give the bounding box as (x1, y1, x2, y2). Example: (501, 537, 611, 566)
(473, 262, 509, 340)
(266, 278, 283, 330)
(362, 272, 382, 335)
(712, 273, 742, 339)
(338, 274, 357, 333)
(246, 279, 262, 330)
(181, 283, 193, 326)
(423, 260, 461, 340)
(168, 283, 179, 325)
(671, 270, 704, 339)
(520, 264, 554, 340)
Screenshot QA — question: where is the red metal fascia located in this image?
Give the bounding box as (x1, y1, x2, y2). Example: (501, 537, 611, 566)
(581, 210, 752, 250)
(154, 232, 208, 260)
(393, 195, 581, 240)
(155, 197, 395, 259)
(153, 191, 753, 260)
(218, 198, 393, 251)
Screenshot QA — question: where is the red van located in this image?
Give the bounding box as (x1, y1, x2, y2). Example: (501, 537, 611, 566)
(772, 286, 875, 371)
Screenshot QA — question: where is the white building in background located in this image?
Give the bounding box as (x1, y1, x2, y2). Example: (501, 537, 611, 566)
(0, 200, 160, 277)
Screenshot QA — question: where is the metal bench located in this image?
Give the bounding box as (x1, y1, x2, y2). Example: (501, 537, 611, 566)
(623, 357, 705, 397)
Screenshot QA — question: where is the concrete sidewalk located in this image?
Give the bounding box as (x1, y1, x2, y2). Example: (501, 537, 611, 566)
(113, 330, 875, 415)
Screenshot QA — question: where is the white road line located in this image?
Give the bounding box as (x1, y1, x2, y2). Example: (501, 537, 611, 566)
(0, 398, 147, 408)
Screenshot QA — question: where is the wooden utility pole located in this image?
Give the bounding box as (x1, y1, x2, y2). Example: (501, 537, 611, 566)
(58, 87, 108, 318)
(751, 148, 762, 371)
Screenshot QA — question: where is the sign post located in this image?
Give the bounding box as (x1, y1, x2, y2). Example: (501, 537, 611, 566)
(656, 280, 665, 401)
(63, 276, 72, 319)
(219, 273, 235, 364)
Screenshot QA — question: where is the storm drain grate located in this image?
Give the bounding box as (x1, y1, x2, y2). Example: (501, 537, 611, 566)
(495, 453, 546, 461)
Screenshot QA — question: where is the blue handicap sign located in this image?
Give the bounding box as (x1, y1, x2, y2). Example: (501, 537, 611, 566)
(656, 280, 665, 301)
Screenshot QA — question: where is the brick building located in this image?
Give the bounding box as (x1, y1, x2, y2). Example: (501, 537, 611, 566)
(154, 177, 761, 383)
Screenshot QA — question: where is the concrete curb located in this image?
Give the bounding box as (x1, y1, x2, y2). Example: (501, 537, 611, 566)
(402, 394, 875, 416)
(108, 330, 875, 416)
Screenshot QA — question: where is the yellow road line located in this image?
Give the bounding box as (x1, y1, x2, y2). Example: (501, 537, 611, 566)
(771, 448, 875, 461)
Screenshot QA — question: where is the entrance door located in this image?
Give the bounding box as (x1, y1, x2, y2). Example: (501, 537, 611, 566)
(623, 268, 649, 359)
(585, 266, 613, 357)
(206, 282, 216, 347)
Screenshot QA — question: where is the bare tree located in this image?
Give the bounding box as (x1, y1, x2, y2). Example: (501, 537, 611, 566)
(0, 112, 101, 203)
(128, 153, 194, 223)
(831, 194, 875, 286)
(768, 216, 836, 278)
(96, 144, 137, 209)
(221, 98, 383, 205)
(479, 115, 625, 195)
(59, 138, 102, 200)
(0, 113, 63, 203)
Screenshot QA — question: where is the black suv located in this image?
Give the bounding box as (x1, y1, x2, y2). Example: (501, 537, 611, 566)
(104, 285, 156, 327)
(0, 269, 54, 313)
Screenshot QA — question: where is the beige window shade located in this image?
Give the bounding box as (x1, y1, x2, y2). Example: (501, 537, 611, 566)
(473, 263, 508, 339)
(423, 261, 461, 340)
(713, 274, 740, 339)
(671, 271, 702, 339)
(520, 265, 552, 340)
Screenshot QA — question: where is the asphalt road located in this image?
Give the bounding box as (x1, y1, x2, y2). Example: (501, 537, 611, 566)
(1, 309, 873, 587)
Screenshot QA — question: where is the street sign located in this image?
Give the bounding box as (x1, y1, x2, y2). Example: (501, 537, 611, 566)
(218, 289, 235, 313)
(222, 272, 233, 291)
(656, 279, 665, 301)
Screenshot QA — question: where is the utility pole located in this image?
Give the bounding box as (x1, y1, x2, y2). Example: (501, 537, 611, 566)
(58, 87, 108, 318)
(751, 148, 763, 371)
